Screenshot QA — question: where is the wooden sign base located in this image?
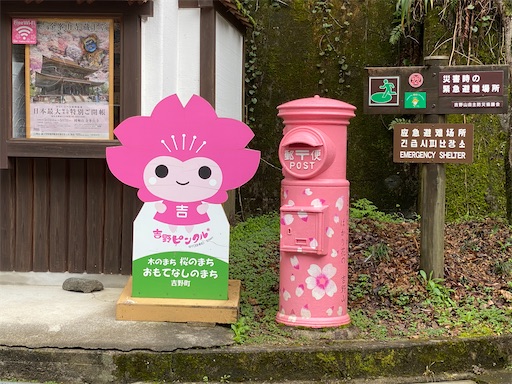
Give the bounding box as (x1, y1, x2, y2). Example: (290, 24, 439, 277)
(116, 277, 241, 324)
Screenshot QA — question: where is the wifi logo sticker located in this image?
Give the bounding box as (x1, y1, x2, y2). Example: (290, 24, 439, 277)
(12, 19, 37, 45)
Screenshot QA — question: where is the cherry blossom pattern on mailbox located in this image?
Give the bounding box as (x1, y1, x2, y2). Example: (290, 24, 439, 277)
(278, 185, 349, 326)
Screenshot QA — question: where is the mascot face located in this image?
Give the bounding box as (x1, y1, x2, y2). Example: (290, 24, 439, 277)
(142, 155, 223, 203)
(83, 35, 98, 53)
(105, 94, 261, 206)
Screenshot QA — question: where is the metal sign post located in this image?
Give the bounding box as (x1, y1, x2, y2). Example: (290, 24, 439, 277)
(364, 56, 508, 279)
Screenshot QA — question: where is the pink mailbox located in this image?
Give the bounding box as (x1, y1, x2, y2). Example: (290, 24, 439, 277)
(276, 95, 356, 328)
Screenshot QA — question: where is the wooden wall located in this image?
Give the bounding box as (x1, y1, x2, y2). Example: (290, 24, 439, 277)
(0, 157, 141, 274)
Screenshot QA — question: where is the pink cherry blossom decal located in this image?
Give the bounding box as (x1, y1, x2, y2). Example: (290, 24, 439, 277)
(305, 263, 338, 300)
(301, 304, 311, 319)
(311, 198, 325, 208)
(290, 256, 299, 269)
(297, 210, 308, 222)
(295, 284, 304, 297)
(281, 214, 294, 225)
(336, 196, 344, 211)
(304, 188, 313, 196)
(326, 227, 334, 238)
(309, 238, 318, 249)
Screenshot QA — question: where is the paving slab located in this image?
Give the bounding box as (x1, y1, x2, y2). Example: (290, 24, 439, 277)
(0, 273, 511, 384)
(413, 381, 476, 384)
(476, 369, 512, 384)
(0, 283, 233, 351)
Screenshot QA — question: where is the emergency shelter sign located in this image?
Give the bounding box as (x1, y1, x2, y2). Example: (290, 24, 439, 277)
(393, 123, 473, 164)
(364, 65, 508, 115)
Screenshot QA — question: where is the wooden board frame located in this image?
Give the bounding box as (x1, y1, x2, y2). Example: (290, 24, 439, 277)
(116, 277, 241, 324)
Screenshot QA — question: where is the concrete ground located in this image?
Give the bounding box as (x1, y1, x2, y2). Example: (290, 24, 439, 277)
(0, 275, 232, 352)
(0, 272, 511, 384)
(0, 381, 485, 384)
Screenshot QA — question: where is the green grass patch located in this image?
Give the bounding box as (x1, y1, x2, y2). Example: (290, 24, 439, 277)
(228, 200, 512, 344)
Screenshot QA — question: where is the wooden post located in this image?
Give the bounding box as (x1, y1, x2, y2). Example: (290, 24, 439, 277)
(419, 133, 446, 279)
(419, 56, 448, 279)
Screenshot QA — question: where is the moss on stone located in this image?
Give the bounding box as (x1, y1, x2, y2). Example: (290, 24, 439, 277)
(244, 0, 413, 216)
(423, 7, 452, 56)
(110, 336, 511, 382)
(242, 0, 509, 220)
(445, 114, 507, 221)
(113, 353, 175, 382)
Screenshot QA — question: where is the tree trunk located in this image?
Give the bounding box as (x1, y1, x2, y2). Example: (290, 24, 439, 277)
(496, 1, 512, 222)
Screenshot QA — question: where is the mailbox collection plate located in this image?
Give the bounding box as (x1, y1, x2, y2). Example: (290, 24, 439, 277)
(280, 205, 327, 255)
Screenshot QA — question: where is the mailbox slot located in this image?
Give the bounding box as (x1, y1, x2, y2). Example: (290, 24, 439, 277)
(278, 126, 335, 179)
(280, 205, 328, 255)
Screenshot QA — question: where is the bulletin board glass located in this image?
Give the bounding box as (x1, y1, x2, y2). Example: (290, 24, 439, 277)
(23, 18, 115, 140)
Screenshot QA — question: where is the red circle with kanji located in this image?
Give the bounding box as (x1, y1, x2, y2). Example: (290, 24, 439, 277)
(409, 73, 423, 88)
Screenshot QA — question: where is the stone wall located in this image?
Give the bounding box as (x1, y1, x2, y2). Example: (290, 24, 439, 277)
(240, 0, 507, 221)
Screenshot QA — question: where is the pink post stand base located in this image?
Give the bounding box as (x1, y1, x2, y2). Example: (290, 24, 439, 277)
(276, 312, 351, 328)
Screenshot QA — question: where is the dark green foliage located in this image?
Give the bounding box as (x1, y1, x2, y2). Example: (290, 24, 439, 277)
(229, 212, 289, 342)
(349, 198, 402, 222)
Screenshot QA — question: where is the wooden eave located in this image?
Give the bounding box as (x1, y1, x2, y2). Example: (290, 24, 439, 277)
(5, 0, 154, 15)
(179, 0, 252, 32)
(15, 0, 150, 3)
(218, 0, 252, 29)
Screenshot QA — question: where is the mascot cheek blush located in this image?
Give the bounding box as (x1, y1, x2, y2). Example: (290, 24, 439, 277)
(106, 94, 260, 300)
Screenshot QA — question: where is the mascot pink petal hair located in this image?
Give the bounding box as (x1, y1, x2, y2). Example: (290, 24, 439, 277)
(106, 94, 260, 226)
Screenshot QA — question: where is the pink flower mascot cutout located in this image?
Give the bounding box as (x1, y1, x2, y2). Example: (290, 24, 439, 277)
(106, 94, 260, 229)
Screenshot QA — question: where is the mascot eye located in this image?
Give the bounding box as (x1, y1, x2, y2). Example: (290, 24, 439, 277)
(198, 166, 212, 179)
(155, 165, 168, 178)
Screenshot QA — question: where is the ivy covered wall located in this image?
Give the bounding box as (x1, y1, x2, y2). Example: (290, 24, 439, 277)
(239, 0, 507, 221)
(240, 0, 417, 217)
(444, 115, 507, 221)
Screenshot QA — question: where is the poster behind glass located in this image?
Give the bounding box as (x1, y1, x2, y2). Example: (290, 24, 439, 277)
(26, 19, 114, 140)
